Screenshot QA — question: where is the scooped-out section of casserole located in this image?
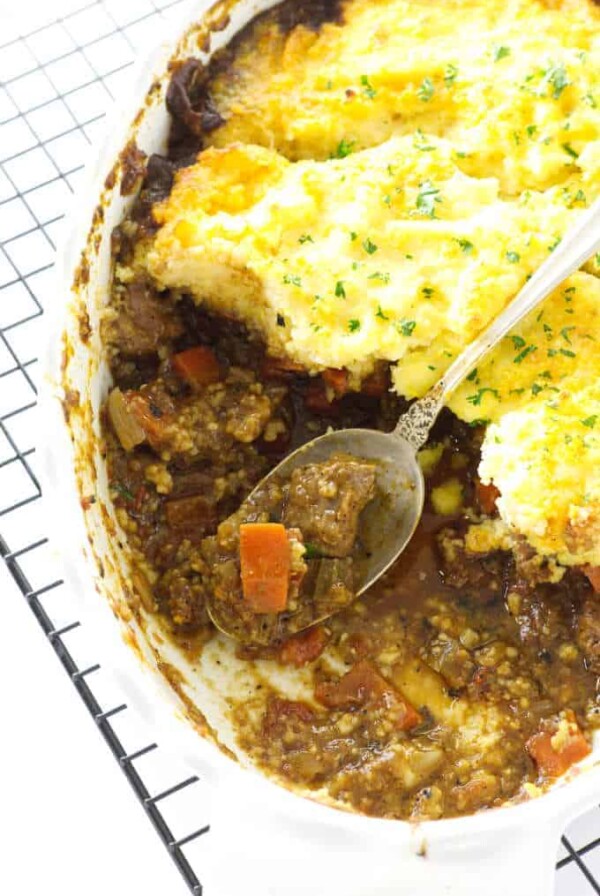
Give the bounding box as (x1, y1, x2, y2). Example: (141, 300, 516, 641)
(100, 0, 600, 819)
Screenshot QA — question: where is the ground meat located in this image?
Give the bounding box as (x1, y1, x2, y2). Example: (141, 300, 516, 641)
(283, 454, 376, 558)
(108, 281, 183, 356)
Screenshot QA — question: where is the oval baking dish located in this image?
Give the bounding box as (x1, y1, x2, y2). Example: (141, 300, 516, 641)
(43, 1, 600, 893)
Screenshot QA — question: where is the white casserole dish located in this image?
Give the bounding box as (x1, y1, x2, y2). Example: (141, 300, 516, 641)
(42, 1, 600, 893)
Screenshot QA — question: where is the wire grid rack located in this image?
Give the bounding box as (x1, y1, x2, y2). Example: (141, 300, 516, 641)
(0, 1, 599, 893)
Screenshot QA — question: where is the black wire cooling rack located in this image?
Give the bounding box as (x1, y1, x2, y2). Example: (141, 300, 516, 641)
(0, 2, 599, 893)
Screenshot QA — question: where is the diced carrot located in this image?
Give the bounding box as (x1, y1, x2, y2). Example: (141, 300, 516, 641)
(361, 364, 390, 397)
(240, 523, 290, 613)
(305, 379, 341, 415)
(315, 659, 421, 731)
(476, 480, 501, 515)
(261, 355, 307, 380)
(172, 345, 220, 388)
(278, 626, 329, 667)
(584, 566, 600, 594)
(526, 713, 591, 778)
(322, 368, 350, 398)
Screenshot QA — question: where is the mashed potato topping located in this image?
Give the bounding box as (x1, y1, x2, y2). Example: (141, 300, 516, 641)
(139, 0, 599, 566)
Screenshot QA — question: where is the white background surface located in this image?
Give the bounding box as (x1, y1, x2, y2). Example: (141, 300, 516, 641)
(0, 0, 598, 894)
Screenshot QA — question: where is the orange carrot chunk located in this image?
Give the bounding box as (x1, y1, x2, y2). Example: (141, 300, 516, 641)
(584, 566, 600, 594)
(322, 368, 350, 398)
(172, 346, 220, 388)
(476, 480, 501, 515)
(278, 626, 329, 667)
(526, 713, 591, 778)
(240, 523, 290, 613)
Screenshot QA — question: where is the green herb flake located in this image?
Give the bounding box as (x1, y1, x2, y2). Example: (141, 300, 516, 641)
(333, 139, 356, 159)
(582, 416, 598, 429)
(560, 348, 576, 358)
(362, 237, 378, 255)
(506, 251, 520, 263)
(584, 93, 597, 109)
(543, 62, 570, 99)
(303, 543, 324, 559)
(526, 125, 538, 138)
(561, 326, 575, 344)
(413, 128, 436, 151)
(283, 274, 302, 287)
(417, 77, 434, 102)
(416, 180, 441, 218)
(299, 234, 314, 244)
(562, 142, 579, 159)
(548, 236, 561, 252)
(335, 281, 347, 299)
(467, 387, 500, 407)
(455, 238, 474, 254)
(444, 63, 458, 86)
(511, 335, 526, 349)
(349, 231, 358, 241)
(399, 319, 417, 337)
(348, 318, 361, 333)
(531, 383, 543, 396)
(368, 272, 391, 283)
(422, 286, 435, 298)
(513, 344, 537, 364)
(360, 74, 377, 99)
(112, 483, 134, 501)
(493, 45, 511, 62)
(466, 368, 478, 382)
(375, 304, 389, 320)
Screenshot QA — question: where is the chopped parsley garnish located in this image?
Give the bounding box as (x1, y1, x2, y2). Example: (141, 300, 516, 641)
(582, 416, 598, 429)
(444, 64, 458, 86)
(493, 45, 511, 62)
(562, 142, 579, 159)
(348, 319, 361, 332)
(368, 272, 391, 283)
(467, 387, 500, 406)
(303, 543, 324, 559)
(398, 319, 417, 337)
(335, 281, 347, 298)
(513, 344, 537, 363)
(561, 326, 575, 344)
(548, 236, 561, 252)
(466, 368, 478, 382)
(526, 125, 538, 138)
(383, 194, 392, 206)
(422, 286, 435, 298)
(299, 234, 314, 244)
(416, 180, 441, 218)
(584, 93, 597, 109)
(375, 305, 389, 320)
(413, 128, 435, 151)
(360, 74, 377, 99)
(531, 383, 543, 396)
(560, 348, 576, 358)
(350, 231, 358, 241)
(283, 274, 302, 287)
(506, 251, 520, 263)
(333, 139, 356, 159)
(417, 77, 434, 102)
(511, 335, 526, 349)
(542, 62, 570, 99)
(362, 237, 378, 255)
(112, 483, 134, 501)
(455, 238, 474, 254)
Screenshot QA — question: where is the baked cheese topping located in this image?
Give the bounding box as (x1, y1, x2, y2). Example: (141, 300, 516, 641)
(207, 0, 600, 196)
(137, 0, 600, 566)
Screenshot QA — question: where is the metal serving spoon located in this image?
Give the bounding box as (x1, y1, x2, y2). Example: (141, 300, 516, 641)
(210, 199, 600, 643)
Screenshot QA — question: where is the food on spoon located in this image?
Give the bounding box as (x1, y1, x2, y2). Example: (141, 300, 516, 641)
(202, 453, 376, 642)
